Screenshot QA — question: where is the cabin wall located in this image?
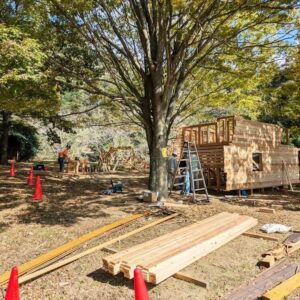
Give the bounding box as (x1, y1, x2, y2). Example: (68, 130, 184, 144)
(224, 118, 299, 190)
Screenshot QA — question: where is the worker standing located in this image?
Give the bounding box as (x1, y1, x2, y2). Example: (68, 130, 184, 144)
(58, 144, 71, 173)
(179, 152, 190, 195)
(167, 152, 177, 188)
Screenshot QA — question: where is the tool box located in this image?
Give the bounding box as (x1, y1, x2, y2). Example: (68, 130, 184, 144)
(111, 180, 123, 193)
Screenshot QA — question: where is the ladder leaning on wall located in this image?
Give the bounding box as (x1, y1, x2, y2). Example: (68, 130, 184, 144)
(170, 141, 209, 203)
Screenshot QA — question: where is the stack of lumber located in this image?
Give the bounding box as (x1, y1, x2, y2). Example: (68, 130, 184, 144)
(103, 212, 257, 284)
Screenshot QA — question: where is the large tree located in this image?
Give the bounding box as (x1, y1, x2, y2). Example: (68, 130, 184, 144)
(46, 0, 297, 197)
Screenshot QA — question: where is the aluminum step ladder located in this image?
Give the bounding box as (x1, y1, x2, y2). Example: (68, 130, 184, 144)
(170, 141, 209, 202)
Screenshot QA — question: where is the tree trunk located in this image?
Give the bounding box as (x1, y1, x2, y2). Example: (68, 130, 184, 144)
(0, 112, 11, 165)
(147, 118, 169, 200)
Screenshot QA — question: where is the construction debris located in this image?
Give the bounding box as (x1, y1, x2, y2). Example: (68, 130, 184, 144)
(258, 233, 300, 268)
(223, 259, 298, 300)
(262, 271, 300, 300)
(102, 212, 257, 284)
(261, 224, 292, 234)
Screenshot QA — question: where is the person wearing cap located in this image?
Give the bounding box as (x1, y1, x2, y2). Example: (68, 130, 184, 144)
(167, 151, 177, 188)
(58, 144, 71, 172)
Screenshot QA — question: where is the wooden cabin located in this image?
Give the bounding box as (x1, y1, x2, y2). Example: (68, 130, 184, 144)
(173, 116, 299, 192)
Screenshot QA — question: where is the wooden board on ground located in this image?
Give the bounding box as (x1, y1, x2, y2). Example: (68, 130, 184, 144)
(261, 272, 300, 300)
(258, 208, 276, 214)
(163, 202, 189, 208)
(242, 232, 279, 242)
(102, 212, 257, 284)
(0, 211, 149, 286)
(222, 259, 298, 300)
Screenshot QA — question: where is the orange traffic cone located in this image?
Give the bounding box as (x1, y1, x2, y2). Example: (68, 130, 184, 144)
(4, 266, 20, 300)
(27, 167, 34, 186)
(9, 163, 15, 177)
(32, 176, 43, 201)
(134, 268, 150, 300)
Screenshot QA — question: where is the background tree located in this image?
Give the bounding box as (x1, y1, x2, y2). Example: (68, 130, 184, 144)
(258, 55, 300, 146)
(0, 24, 59, 164)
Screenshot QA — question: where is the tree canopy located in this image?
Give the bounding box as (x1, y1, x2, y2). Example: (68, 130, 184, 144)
(0, 24, 59, 115)
(45, 0, 299, 196)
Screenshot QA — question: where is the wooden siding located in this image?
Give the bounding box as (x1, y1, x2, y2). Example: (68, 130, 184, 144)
(173, 116, 299, 191)
(224, 117, 299, 190)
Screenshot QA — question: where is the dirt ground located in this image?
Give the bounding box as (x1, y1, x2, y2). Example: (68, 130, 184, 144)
(0, 163, 300, 300)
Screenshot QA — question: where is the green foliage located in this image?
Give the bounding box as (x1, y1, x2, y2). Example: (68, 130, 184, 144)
(0, 24, 60, 115)
(258, 58, 300, 146)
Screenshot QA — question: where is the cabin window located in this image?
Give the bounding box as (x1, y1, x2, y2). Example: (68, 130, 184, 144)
(252, 153, 263, 171)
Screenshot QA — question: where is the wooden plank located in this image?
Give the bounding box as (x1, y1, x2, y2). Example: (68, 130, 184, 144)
(103, 213, 257, 284)
(110, 213, 238, 275)
(258, 208, 276, 214)
(124, 215, 244, 274)
(223, 260, 298, 300)
(103, 213, 237, 275)
(103, 247, 208, 288)
(139, 215, 249, 271)
(242, 232, 279, 242)
(103, 212, 234, 272)
(17, 213, 178, 285)
(173, 272, 208, 288)
(261, 272, 300, 300)
(282, 160, 294, 191)
(0, 211, 149, 286)
(146, 216, 257, 284)
(163, 202, 189, 208)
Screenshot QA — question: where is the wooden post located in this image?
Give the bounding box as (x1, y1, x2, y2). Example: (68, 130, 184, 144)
(198, 126, 201, 145)
(207, 169, 211, 188)
(216, 168, 221, 193)
(227, 120, 230, 142)
(250, 188, 254, 196)
(215, 123, 219, 144)
(285, 128, 290, 145)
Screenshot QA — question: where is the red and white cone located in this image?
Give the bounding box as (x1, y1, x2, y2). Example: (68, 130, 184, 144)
(32, 176, 43, 201)
(9, 163, 15, 177)
(4, 266, 20, 300)
(27, 166, 34, 186)
(134, 268, 150, 300)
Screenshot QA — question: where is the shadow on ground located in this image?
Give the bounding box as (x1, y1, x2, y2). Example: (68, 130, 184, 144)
(87, 268, 155, 292)
(0, 164, 149, 229)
